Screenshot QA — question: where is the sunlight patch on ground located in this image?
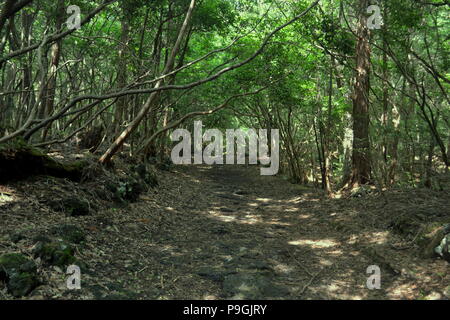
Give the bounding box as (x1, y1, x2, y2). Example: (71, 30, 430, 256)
(297, 197, 320, 202)
(327, 250, 343, 256)
(316, 281, 366, 300)
(239, 215, 262, 224)
(273, 263, 295, 274)
(0, 193, 15, 204)
(347, 231, 389, 245)
(358, 231, 389, 245)
(297, 214, 311, 219)
(387, 283, 417, 299)
(318, 258, 334, 266)
(0, 186, 17, 207)
(289, 197, 303, 202)
(366, 231, 389, 244)
(347, 235, 359, 245)
(288, 238, 338, 248)
(215, 215, 236, 222)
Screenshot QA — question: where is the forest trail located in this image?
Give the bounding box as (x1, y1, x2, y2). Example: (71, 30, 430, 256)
(1, 163, 448, 300)
(71, 164, 447, 300)
(143, 164, 381, 300)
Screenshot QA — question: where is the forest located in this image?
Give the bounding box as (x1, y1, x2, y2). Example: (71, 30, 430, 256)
(0, 0, 449, 301)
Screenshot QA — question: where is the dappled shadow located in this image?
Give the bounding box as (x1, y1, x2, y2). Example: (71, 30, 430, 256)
(128, 164, 383, 299)
(133, 164, 448, 299)
(1, 163, 447, 300)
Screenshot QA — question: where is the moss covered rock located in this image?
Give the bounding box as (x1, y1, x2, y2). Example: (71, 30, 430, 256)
(33, 241, 76, 267)
(7, 272, 40, 297)
(435, 234, 450, 262)
(418, 223, 450, 259)
(0, 253, 39, 297)
(0, 253, 35, 276)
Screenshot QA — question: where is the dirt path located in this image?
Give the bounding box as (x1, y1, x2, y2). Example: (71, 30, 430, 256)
(74, 164, 446, 300)
(2, 164, 448, 300)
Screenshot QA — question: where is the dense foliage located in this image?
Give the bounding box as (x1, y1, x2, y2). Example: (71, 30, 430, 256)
(0, 0, 448, 192)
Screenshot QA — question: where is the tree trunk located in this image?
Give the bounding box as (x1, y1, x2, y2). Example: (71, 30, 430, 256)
(99, 0, 196, 165)
(41, 0, 65, 141)
(113, 6, 131, 137)
(349, 0, 371, 186)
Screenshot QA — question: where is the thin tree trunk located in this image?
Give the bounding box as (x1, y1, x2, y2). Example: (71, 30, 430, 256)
(349, 0, 371, 186)
(41, 0, 65, 141)
(99, 0, 196, 164)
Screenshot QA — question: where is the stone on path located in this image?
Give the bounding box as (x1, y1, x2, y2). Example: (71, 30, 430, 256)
(0, 253, 39, 297)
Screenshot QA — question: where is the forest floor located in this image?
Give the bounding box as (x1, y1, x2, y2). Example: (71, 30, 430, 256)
(0, 157, 449, 300)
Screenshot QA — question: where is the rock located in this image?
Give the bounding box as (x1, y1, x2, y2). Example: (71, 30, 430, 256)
(434, 234, 450, 262)
(0, 253, 36, 276)
(50, 224, 86, 244)
(48, 197, 90, 216)
(419, 224, 448, 259)
(0, 138, 87, 183)
(33, 241, 76, 267)
(0, 253, 39, 297)
(7, 272, 40, 298)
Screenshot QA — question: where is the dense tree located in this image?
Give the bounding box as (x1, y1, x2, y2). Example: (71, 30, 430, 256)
(0, 0, 448, 191)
